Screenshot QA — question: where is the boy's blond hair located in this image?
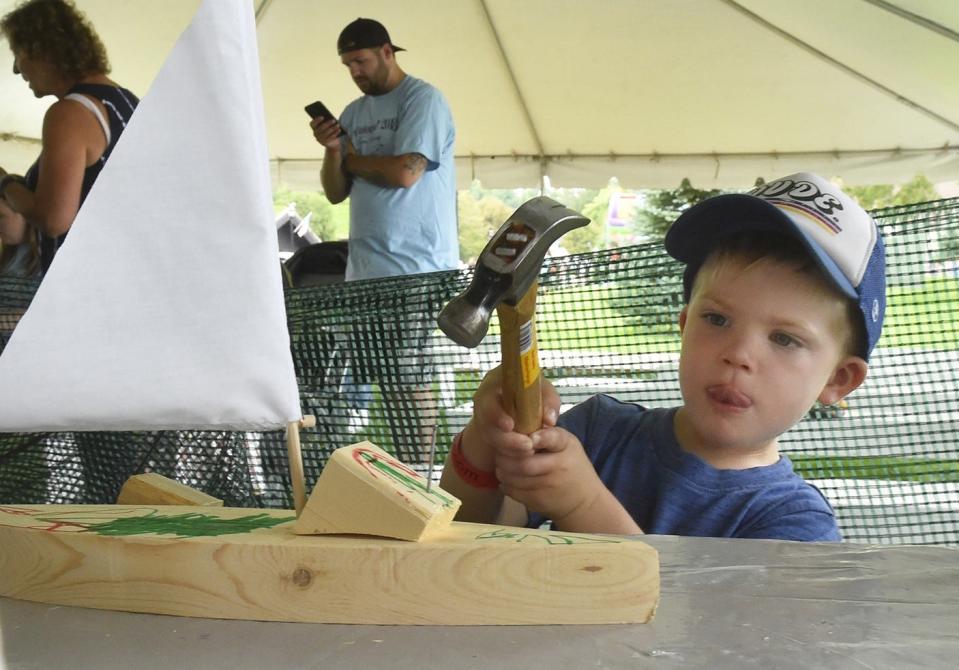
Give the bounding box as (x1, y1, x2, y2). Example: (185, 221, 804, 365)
(689, 232, 867, 359)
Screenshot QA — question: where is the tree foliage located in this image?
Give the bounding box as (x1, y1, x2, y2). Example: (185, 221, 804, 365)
(565, 185, 613, 253)
(841, 174, 938, 210)
(633, 178, 723, 240)
(471, 183, 541, 210)
(273, 186, 349, 241)
(456, 182, 607, 261)
(272, 173, 948, 263)
(456, 191, 514, 264)
(548, 186, 600, 215)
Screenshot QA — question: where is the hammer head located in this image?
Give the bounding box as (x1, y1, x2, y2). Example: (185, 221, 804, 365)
(438, 196, 589, 348)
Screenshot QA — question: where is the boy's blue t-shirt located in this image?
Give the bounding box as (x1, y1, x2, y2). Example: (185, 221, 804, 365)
(527, 395, 841, 542)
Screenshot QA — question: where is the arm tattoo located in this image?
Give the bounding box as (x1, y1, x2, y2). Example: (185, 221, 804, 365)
(402, 153, 427, 179)
(347, 152, 428, 188)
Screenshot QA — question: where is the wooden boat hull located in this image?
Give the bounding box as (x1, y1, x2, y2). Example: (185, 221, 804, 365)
(0, 504, 659, 625)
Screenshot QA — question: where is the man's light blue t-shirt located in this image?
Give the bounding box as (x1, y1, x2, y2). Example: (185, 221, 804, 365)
(340, 75, 459, 280)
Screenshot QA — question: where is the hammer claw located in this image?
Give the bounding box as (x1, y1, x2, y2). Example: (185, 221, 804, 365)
(437, 197, 589, 434)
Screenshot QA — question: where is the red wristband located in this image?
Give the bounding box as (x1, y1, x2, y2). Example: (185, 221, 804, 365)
(451, 431, 499, 490)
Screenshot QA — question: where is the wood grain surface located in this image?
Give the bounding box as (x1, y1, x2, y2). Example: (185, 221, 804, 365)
(294, 441, 461, 541)
(0, 504, 659, 625)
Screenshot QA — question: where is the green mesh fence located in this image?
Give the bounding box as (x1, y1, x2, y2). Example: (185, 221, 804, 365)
(1, 198, 957, 545)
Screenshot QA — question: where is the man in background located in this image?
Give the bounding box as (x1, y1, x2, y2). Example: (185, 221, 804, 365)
(310, 18, 458, 463)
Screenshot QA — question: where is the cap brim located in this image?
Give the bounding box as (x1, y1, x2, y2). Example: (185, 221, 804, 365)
(337, 43, 405, 55)
(664, 194, 858, 300)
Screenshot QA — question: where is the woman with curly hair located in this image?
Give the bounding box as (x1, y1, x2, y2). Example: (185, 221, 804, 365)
(0, 0, 139, 273)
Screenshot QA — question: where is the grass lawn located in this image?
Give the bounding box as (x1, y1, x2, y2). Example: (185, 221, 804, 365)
(534, 277, 959, 352)
(881, 277, 959, 348)
(352, 277, 959, 471)
(791, 455, 959, 484)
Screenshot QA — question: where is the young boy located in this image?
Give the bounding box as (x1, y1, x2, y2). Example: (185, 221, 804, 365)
(440, 172, 886, 542)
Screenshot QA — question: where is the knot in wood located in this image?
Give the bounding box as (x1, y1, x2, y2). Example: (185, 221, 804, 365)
(292, 567, 313, 587)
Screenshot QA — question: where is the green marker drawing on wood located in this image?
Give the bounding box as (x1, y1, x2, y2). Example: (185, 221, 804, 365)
(83, 511, 295, 538)
(30, 509, 295, 538)
(475, 527, 624, 545)
(353, 446, 457, 508)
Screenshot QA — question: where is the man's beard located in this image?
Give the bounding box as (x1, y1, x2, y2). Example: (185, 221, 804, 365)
(354, 59, 390, 95)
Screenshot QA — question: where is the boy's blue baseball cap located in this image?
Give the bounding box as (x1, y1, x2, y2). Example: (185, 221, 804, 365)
(664, 172, 886, 359)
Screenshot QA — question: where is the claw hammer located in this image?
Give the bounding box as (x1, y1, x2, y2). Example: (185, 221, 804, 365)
(438, 197, 589, 434)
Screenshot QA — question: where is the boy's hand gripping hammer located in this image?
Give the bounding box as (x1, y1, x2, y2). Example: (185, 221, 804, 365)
(438, 197, 589, 434)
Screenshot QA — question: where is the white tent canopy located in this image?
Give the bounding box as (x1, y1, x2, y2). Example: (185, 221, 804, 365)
(1, 0, 957, 190)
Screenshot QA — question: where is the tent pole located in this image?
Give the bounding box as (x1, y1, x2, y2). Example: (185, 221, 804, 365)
(720, 0, 959, 133)
(478, 0, 546, 159)
(254, 0, 275, 24)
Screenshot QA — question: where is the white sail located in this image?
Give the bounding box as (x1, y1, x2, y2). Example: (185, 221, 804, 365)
(0, 0, 302, 432)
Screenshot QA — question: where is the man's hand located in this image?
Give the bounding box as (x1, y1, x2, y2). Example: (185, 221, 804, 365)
(317, 120, 352, 204)
(310, 117, 345, 151)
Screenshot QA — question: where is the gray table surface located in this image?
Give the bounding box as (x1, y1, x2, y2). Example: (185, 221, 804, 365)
(2, 534, 957, 669)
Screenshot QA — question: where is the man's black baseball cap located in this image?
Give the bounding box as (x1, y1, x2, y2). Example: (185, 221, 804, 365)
(337, 18, 405, 55)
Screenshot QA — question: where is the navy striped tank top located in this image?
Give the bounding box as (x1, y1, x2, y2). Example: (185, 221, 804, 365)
(25, 82, 139, 273)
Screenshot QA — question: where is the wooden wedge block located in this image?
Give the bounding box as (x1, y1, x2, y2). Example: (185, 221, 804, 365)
(0, 504, 659, 625)
(117, 473, 223, 506)
(294, 441, 461, 541)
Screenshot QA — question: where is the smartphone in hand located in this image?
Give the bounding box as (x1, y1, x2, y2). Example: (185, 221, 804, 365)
(305, 100, 346, 137)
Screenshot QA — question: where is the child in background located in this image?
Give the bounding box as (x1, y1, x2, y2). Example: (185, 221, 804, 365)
(440, 172, 885, 541)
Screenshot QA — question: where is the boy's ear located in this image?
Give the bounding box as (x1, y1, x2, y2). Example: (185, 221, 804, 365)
(818, 356, 868, 405)
(678, 306, 689, 334)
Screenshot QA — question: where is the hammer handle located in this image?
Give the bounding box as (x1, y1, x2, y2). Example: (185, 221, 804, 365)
(496, 280, 542, 435)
